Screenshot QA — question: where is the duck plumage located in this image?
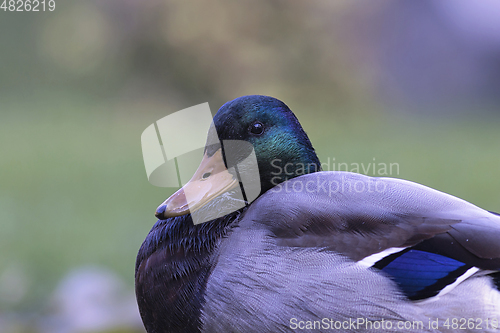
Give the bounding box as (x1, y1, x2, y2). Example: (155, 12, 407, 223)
(136, 95, 500, 333)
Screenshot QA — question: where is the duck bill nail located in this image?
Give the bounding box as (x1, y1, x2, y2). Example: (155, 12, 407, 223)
(160, 188, 190, 217)
(161, 149, 239, 218)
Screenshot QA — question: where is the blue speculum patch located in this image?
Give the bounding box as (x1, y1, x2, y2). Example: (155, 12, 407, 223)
(378, 249, 468, 300)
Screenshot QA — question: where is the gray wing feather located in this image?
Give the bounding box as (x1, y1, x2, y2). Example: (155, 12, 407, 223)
(242, 172, 500, 261)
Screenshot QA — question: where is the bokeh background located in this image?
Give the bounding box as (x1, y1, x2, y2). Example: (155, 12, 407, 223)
(1, 1, 500, 332)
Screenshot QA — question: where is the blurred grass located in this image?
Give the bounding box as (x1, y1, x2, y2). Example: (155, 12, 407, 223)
(0, 93, 499, 314)
(0, 93, 175, 312)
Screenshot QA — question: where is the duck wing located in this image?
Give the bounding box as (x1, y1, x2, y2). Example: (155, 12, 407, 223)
(240, 171, 500, 300)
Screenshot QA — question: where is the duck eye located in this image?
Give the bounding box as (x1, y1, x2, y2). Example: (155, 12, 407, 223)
(202, 172, 211, 179)
(249, 122, 264, 135)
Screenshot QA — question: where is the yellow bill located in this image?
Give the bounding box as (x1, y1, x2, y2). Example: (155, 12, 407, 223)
(157, 149, 239, 218)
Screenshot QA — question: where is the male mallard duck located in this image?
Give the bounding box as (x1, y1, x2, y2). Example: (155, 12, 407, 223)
(135, 95, 500, 333)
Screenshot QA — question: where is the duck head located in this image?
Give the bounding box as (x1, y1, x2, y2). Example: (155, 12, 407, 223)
(155, 95, 321, 220)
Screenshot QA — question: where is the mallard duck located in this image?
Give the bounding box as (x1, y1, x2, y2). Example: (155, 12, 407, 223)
(135, 95, 500, 333)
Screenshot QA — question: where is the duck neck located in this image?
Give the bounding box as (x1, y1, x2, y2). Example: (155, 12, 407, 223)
(260, 146, 321, 193)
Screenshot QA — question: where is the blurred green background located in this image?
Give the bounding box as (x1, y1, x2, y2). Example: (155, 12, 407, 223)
(1, 1, 499, 332)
